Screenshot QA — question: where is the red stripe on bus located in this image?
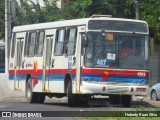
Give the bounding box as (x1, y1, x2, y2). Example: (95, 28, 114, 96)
(9, 68, 149, 78)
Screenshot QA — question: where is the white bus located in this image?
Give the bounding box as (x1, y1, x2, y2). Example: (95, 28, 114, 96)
(9, 15, 150, 107)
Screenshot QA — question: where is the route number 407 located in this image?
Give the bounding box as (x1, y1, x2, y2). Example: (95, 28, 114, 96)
(96, 59, 107, 66)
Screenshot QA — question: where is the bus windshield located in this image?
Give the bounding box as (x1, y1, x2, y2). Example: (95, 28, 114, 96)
(84, 32, 149, 70)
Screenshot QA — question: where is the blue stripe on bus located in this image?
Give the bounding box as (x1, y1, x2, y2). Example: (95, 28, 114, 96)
(81, 75, 148, 84)
(9, 74, 76, 81)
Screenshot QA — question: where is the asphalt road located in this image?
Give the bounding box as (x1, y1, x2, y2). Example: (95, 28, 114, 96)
(0, 96, 133, 112)
(0, 96, 160, 119)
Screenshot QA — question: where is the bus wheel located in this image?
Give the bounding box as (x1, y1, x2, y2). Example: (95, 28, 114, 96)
(109, 95, 120, 104)
(26, 78, 45, 103)
(67, 81, 77, 107)
(151, 90, 158, 101)
(26, 78, 36, 103)
(37, 93, 45, 103)
(77, 99, 88, 106)
(121, 95, 132, 107)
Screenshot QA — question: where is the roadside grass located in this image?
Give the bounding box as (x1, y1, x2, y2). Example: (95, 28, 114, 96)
(74, 117, 160, 120)
(73, 105, 160, 120)
(73, 97, 160, 120)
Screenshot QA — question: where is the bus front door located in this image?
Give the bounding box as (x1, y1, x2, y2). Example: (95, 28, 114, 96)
(14, 38, 24, 90)
(43, 35, 53, 91)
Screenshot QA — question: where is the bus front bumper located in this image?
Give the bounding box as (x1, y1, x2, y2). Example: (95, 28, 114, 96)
(78, 82, 148, 96)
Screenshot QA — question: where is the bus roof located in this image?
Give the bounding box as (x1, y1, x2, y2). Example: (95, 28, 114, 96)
(12, 17, 148, 33)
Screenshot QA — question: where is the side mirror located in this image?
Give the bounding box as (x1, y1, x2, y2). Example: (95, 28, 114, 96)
(81, 33, 88, 47)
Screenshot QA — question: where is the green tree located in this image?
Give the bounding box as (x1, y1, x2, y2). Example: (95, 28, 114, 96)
(13, 0, 44, 26)
(41, 0, 61, 22)
(60, 0, 91, 19)
(0, 0, 5, 39)
(61, 0, 160, 41)
(89, 0, 135, 18)
(61, 0, 136, 19)
(13, 0, 37, 26)
(13, 0, 60, 25)
(140, 0, 160, 41)
(11, 0, 160, 42)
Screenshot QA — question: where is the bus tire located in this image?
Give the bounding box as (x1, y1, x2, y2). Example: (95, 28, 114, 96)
(67, 81, 77, 107)
(151, 90, 159, 101)
(121, 95, 132, 107)
(37, 93, 45, 103)
(26, 78, 35, 103)
(109, 95, 120, 104)
(77, 99, 88, 106)
(26, 78, 43, 103)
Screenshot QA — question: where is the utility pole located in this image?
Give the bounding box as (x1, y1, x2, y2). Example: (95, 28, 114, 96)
(135, 0, 140, 20)
(5, 0, 9, 74)
(5, 0, 11, 74)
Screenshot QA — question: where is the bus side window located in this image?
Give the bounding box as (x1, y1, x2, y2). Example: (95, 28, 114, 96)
(0, 49, 4, 63)
(66, 28, 77, 55)
(54, 29, 65, 56)
(28, 32, 37, 57)
(24, 32, 28, 57)
(11, 33, 16, 58)
(35, 31, 45, 56)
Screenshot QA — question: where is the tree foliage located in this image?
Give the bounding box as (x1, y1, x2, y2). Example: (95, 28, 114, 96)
(41, 0, 61, 22)
(0, 0, 160, 41)
(13, 0, 44, 25)
(140, 0, 160, 41)
(60, 0, 91, 19)
(88, 0, 135, 18)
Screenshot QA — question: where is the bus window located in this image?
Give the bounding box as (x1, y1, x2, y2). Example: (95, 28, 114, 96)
(0, 48, 5, 63)
(54, 29, 65, 56)
(35, 31, 45, 56)
(66, 28, 77, 55)
(24, 32, 28, 57)
(28, 32, 37, 57)
(11, 33, 16, 58)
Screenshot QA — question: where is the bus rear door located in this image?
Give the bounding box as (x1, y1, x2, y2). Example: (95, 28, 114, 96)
(14, 33, 25, 90)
